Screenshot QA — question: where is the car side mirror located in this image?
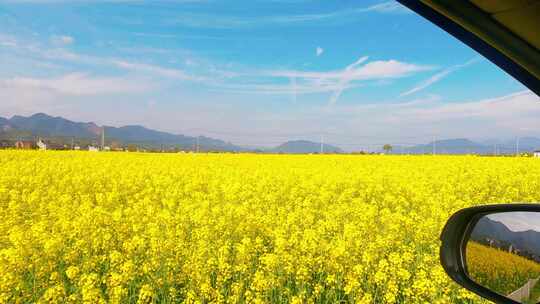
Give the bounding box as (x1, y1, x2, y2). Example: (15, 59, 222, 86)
(440, 204, 540, 304)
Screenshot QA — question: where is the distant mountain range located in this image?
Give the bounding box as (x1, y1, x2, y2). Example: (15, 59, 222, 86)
(1, 113, 539, 154)
(271, 140, 343, 154)
(471, 216, 540, 260)
(393, 138, 540, 154)
(0, 113, 343, 153)
(0, 113, 242, 151)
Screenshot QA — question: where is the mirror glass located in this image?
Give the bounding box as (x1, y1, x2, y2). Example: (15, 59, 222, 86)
(466, 212, 540, 304)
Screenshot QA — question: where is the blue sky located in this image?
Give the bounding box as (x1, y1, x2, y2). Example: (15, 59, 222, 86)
(0, 0, 538, 149)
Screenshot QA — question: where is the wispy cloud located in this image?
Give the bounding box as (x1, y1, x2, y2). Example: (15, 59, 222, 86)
(397, 90, 539, 123)
(367, 1, 411, 13)
(208, 56, 431, 98)
(50, 35, 74, 46)
(0, 34, 207, 82)
(328, 56, 369, 105)
(1, 27, 432, 104)
(376, 90, 540, 139)
(400, 57, 481, 97)
(110, 60, 202, 80)
(268, 59, 433, 81)
(168, 2, 412, 28)
(42, 49, 203, 81)
(210, 81, 356, 95)
(0, 72, 157, 120)
(0, 33, 18, 47)
(0, 73, 154, 95)
(266, 56, 433, 104)
(316, 46, 324, 57)
(5, 32, 431, 99)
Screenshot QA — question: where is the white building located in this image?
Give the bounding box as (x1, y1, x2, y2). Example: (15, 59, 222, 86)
(36, 139, 47, 150)
(534, 151, 540, 158)
(88, 146, 99, 152)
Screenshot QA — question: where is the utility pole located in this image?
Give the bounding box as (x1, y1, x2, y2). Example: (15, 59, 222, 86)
(516, 137, 520, 156)
(320, 135, 324, 154)
(196, 136, 200, 153)
(71, 137, 74, 150)
(432, 136, 436, 155)
(101, 127, 105, 150)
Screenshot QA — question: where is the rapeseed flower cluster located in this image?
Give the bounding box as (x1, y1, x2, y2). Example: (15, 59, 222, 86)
(1, 151, 540, 303)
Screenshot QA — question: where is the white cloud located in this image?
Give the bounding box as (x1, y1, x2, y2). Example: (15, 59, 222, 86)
(0, 73, 153, 96)
(269, 58, 433, 81)
(396, 90, 539, 123)
(0, 40, 17, 47)
(202, 56, 431, 105)
(266, 56, 433, 104)
(110, 60, 199, 80)
(1, 28, 435, 107)
(167, 2, 412, 28)
(367, 1, 411, 14)
(50, 51, 200, 81)
(2, 28, 433, 102)
(488, 212, 540, 232)
(2, 36, 206, 82)
(316, 47, 324, 57)
(210, 81, 356, 95)
(0, 33, 19, 48)
(0, 72, 158, 121)
(50, 35, 74, 46)
(400, 57, 481, 97)
(351, 90, 540, 143)
(328, 56, 369, 105)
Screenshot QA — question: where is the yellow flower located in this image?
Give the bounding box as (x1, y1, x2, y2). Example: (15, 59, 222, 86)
(137, 284, 154, 304)
(1, 151, 538, 303)
(65, 266, 80, 281)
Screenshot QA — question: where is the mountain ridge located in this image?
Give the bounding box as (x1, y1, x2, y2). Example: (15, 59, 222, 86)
(391, 138, 540, 154)
(0, 113, 242, 151)
(471, 216, 540, 260)
(271, 140, 343, 154)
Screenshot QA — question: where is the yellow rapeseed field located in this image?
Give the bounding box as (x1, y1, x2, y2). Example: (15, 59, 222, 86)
(466, 242, 540, 295)
(1, 151, 540, 303)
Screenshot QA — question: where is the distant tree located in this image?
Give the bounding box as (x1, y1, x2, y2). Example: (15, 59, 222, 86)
(127, 144, 138, 152)
(111, 141, 121, 150)
(383, 144, 393, 154)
